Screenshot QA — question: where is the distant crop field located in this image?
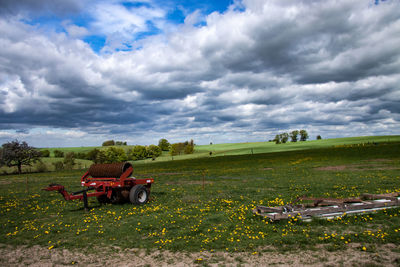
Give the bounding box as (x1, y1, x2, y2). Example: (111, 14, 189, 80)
(1, 142, 400, 255)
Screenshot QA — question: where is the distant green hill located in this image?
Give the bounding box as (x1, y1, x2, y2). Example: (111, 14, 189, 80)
(40, 135, 400, 163)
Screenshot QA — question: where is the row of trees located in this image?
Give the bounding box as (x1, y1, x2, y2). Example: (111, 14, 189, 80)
(158, 138, 195, 155)
(0, 140, 165, 174)
(170, 140, 194, 156)
(273, 130, 309, 144)
(102, 140, 127, 146)
(66, 145, 162, 163)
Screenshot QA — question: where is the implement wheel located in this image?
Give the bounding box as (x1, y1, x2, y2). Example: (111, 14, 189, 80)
(129, 185, 149, 205)
(111, 189, 124, 204)
(97, 194, 110, 204)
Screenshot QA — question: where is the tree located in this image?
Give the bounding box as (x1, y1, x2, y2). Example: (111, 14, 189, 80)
(0, 140, 41, 174)
(147, 145, 162, 159)
(170, 143, 185, 156)
(75, 152, 87, 159)
(279, 133, 289, 144)
(103, 147, 127, 163)
(316, 135, 322, 140)
(87, 148, 100, 162)
(273, 134, 281, 144)
(184, 139, 195, 154)
(290, 130, 299, 142)
(158, 139, 170, 151)
(128, 145, 147, 160)
(54, 150, 64, 158)
(40, 149, 50, 157)
(102, 140, 115, 146)
(115, 141, 127, 146)
(95, 150, 107, 164)
(63, 152, 75, 170)
(300, 130, 309, 141)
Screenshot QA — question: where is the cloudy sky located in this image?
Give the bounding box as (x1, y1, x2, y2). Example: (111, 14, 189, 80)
(0, 0, 399, 147)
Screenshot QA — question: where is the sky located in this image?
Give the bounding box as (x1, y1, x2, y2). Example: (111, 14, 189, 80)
(0, 0, 399, 147)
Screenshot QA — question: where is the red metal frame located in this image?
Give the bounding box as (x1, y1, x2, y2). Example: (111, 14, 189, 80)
(43, 165, 154, 202)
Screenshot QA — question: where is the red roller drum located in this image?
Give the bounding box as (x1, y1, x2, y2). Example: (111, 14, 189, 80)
(88, 162, 133, 178)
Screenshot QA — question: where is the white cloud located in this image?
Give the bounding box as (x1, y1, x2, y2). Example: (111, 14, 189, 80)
(0, 0, 400, 146)
(89, 2, 166, 50)
(62, 21, 89, 38)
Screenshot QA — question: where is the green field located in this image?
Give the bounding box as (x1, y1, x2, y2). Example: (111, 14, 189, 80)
(1, 139, 400, 255)
(42, 135, 400, 162)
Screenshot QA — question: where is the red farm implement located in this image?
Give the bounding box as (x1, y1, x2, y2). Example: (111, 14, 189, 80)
(43, 162, 154, 210)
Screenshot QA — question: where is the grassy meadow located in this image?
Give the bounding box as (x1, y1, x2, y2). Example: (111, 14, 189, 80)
(39, 135, 400, 164)
(1, 138, 400, 254)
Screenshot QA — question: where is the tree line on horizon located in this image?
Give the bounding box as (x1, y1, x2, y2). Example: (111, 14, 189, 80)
(0, 138, 196, 174)
(272, 130, 313, 144)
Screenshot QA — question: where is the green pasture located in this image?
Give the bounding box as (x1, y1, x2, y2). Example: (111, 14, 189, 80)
(38, 135, 400, 164)
(0, 158, 93, 175)
(42, 146, 100, 157)
(1, 142, 400, 253)
(136, 135, 400, 163)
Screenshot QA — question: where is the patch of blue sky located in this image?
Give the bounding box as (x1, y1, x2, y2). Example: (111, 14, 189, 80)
(21, 15, 64, 32)
(171, 0, 234, 14)
(121, 1, 152, 9)
(375, 0, 387, 5)
(83, 35, 106, 53)
(166, 6, 185, 24)
(165, 0, 235, 22)
(135, 20, 162, 39)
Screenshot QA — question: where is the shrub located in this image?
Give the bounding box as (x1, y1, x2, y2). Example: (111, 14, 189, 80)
(54, 150, 64, 158)
(36, 161, 47, 172)
(103, 147, 127, 163)
(75, 152, 87, 159)
(115, 141, 127, 146)
(52, 161, 64, 171)
(95, 150, 107, 164)
(40, 150, 50, 157)
(170, 140, 195, 155)
(128, 145, 147, 160)
(147, 145, 162, 159)
(64, 152, 75, 169)
(87, 149, 100, 162)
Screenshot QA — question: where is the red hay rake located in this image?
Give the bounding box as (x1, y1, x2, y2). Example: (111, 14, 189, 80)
(43, 162, 154, 210)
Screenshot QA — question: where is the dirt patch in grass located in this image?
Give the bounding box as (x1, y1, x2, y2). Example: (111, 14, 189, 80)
(364, 158, 394, 162)
(1, 244, 399, 267)
(260, 167, 273, 171)
(315, 164, 399, 171)
(0, 180, 12, 185)
(315, 165, 347, 171)
(166, 180, 213, 185)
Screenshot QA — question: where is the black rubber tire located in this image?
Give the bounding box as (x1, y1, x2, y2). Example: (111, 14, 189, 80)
(110, 189, 124, 204)
(97, 194, 110, 204)
(129, 185, 149, 205)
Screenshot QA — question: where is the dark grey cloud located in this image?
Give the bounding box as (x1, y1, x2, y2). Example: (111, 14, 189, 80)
(0, 0, 82, 17)
(0, 0, 399, 147)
